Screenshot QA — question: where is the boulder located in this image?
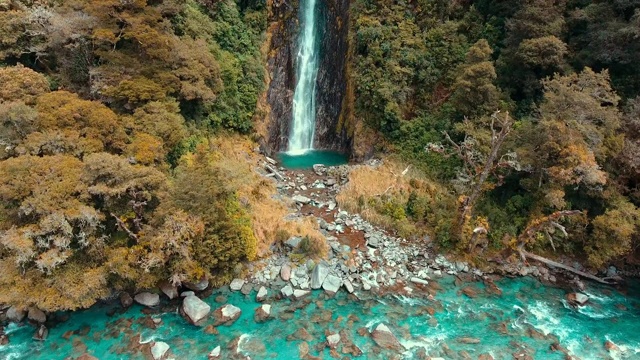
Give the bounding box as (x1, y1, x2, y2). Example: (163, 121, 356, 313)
(326, 333, 340, 348)
(281, 284, 294, 297)
(213, 304, 241, 326)
(256, 286, 268, 302)
(120, 292, 134, 308)
(159, 281, 179, 300)
(310, 263, 330, 289)
(322, 274, 342, 295)
(6, 306, 26, 323)
(284, 237, 302, 249)
(367, 235, 382, 248)
(371, 323, 404, 352)
(28, 307, 46, 323)
(566, 293, 589, 307)
(280, 264, 292, 282)
(184, 278, 209, 291)
(343, 279, 354, 293)
(606, 266, 617, 278)
(240, 283, 253, 295)
(32, 324, 48, 341)
(229, 278, 245, 291)
(151, 341, 170, 360)
(182, 295, 211, 325)
(134, 292, 160, 307)
(293, 289, 310, 299)
(208, 345, 221, 359)
(76, 354, 99, 360)
(180, 291, 195, 297)
(292, 195, 311, 204)
(254, 304, 271, 323)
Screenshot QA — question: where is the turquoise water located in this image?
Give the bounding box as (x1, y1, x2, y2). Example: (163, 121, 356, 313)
(278, 150, 348, 169)
(2, 276, 639, 359)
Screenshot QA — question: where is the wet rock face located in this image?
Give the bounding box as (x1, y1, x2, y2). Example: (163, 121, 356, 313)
(314, 0, 351, 152)
(264, 0, 351, 154)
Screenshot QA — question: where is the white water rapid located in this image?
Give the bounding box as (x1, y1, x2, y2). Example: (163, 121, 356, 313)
(288, 0, 319, 154)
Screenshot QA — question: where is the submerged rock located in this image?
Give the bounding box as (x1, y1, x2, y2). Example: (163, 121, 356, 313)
(229, 278, 245, 291)
(371, 323, 404, 352)
(213, 304, 242, 326)
(151, 341, 170, 360)
(254, 304, 271, 323)
(134, 292, 160, 307)
(256, 286, 268, 302)
(32, 324, 48, 341)
(326, 333, 340, 348)
(28, 307, 46, 323)
(566, 293, 589, 307)
(311, 263, 330, 289)
(182, 295, 211, 325)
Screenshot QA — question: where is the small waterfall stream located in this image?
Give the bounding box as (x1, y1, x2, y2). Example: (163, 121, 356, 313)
(288, 0, 320, 154)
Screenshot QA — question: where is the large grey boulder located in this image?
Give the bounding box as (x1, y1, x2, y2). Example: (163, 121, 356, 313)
(182, 295, 211, 325)
(310, 263, 330, 289)
(322, 274, 342, 295)
(28, 307, 46, 323)
(134, 292, 160, 307)
(6, 306, 26, 322)
(151, 341, 170, 360)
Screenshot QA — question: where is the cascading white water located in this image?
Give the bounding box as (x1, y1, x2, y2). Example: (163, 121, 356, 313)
(288, 0, 319, 154)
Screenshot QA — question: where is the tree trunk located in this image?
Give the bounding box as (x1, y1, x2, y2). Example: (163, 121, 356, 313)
(518, 247, 615, 285)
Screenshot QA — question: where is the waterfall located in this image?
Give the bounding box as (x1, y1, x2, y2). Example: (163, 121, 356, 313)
(288, 0, 319, 154)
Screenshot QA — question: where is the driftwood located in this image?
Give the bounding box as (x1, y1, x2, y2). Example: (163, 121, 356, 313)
(518, 247, 615, 285)
(264, 163, 285, 181)
(516, 209, 616, 285)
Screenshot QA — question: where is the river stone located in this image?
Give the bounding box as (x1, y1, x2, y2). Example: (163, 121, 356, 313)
(254, 304, 271, 323)
(28, 307, 46, 323)
(182, 295, 211, 325)
(229, 278, 245, 291)
(292, 195, 311, 204)
(322, 274, 342, 295)
(281, 284, 294, 297)
(281, 264, 292, 281)
(311, 263, 330, 289)
(240, 283, 253, 295)
(293, 289, 310, 299)
(371, 323, 404, 352)
(367, 235, 382, 248)
(181, 291, 195, 297)
(285, 237, 301, 249)
(120, 292, 134, 308)
(343, 279, 354, 293)
(410, 277, 429, 286)
(76, 354, 99, 360)
(566, 293, 589, 306)
(134, 292, 160, 307)
(184, 278, 209, 291)
(151, 341, 170, 360)
(159, 281, 179, 300)
(256, 286, 268, 302)
(208, 346, 221, 359)
(326, 333, 340, 348)
(6, 306, 26, 322)
(32, 324, 48, 341)
(213, 304, 241, 326)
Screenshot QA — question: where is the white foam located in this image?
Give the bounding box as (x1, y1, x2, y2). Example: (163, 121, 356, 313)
(286, 149, 310, 156)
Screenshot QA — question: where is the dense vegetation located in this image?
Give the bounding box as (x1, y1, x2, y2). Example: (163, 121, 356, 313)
(349, 0, 640, 268)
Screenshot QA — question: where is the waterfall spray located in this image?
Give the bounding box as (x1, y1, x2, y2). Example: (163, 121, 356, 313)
(288, 0, 319, 154)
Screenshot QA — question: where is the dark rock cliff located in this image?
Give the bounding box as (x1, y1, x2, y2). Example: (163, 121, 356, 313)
(262, 0, 351, 155)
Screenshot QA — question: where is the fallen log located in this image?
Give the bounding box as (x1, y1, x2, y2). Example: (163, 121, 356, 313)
(518, 247, 615, 285)
(264, 163, 285, 181)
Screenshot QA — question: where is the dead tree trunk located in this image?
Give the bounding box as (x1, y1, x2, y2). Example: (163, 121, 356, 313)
(518, 247, 614, 284)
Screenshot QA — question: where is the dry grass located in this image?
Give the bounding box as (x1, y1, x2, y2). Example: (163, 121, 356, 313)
(210, 135, 326, 258)
(337, 158, 449, 239)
